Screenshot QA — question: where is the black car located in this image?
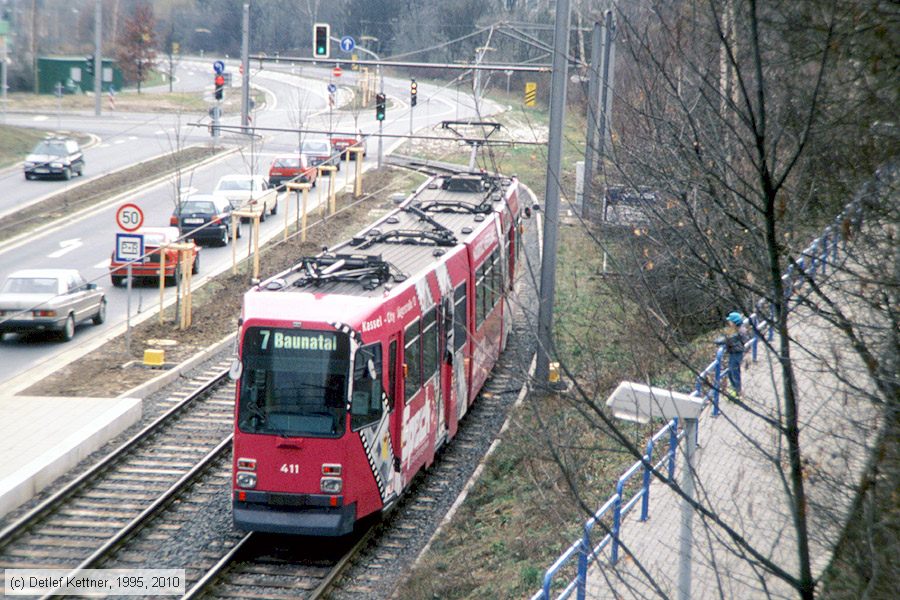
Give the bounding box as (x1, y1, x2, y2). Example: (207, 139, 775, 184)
(24, 137, 85, 180)
(170, 194, 239, 246)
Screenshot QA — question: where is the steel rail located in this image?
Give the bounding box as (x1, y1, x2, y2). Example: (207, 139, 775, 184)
(181, 532, 255, 600)
(0, 368, 230, 548)
(40, 436, 234, 600)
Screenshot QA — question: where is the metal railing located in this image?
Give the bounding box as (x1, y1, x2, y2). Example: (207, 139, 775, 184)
(532, 197, 866, 600)
(531, 419, 679, 600)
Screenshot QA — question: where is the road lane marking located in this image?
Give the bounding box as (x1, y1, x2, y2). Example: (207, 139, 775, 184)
(48, 238, 83, 258)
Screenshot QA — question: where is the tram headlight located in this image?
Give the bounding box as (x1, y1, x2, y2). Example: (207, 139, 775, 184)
(236, 472, 257, 489)
(320, 477, 343, 494)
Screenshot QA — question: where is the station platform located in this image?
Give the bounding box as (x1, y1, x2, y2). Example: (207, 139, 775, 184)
(0, 395, 142, 519)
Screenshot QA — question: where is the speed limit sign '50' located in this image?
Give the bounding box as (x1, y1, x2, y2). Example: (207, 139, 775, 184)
(116, 203, 144, 232)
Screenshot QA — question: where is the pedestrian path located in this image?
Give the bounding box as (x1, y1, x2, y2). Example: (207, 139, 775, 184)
(586, 291, 883, 598)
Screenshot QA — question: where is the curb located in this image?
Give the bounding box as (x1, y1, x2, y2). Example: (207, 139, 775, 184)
(115, 331, 237, 400)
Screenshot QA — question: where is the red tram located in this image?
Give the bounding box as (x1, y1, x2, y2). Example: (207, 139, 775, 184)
(231, 171, 523, 535)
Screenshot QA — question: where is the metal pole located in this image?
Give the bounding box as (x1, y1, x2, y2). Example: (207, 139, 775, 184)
(596, 10, 616, 169)
(93, 0, 102, 116)
(582, 22, 601, 219)
(377, 65, 383, 168)
(678, 418, 697, 600)
(240, 3, 250, 128)
(125, 263, 132, 354)
(534, 0, 572, 383)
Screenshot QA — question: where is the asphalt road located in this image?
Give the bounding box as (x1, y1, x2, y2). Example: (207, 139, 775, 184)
(0, 58, 500, 390)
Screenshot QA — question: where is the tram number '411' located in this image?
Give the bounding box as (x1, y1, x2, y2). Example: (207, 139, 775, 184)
(280, 464, 300, 474)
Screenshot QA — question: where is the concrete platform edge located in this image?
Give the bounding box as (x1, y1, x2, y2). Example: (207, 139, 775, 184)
(0, 396, 142, 519)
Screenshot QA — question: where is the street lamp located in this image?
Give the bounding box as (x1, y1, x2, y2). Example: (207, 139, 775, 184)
(605, 382, 705, 600)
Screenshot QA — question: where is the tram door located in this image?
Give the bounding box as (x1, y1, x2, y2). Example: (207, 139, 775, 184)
(439, 295, 457, 440)
(452, 281, 469, 422)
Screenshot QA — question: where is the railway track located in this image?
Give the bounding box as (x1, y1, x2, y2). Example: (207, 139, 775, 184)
(180, 306, 536, 600)
(0, 360, 236, 591)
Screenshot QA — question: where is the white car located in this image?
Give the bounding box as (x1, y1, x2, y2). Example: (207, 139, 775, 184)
(0, 269, 106, 341)
(212, 174, 278, 220)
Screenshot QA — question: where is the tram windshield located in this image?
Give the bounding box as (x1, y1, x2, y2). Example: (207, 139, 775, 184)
(238, 327, 350, 438)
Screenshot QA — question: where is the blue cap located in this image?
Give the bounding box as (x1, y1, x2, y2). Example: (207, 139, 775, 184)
(726, 312, 743, 325)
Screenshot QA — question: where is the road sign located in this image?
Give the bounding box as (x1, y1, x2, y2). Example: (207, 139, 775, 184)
(327, 83, 337, 93)
(213, 60, 225, 74)
(525, 81, 537, 107)
(332, 65, 342, 78)
(340, 36, 355, 53)
(116, 203, 144, 232)
(115, 233, 145, 263)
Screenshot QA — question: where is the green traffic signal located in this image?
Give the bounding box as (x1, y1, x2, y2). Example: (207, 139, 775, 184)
(375, 93, 386, 121)
(313, 23, 330, 58)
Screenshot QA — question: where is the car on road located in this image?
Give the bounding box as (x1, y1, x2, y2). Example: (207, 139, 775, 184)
(213, 174, 278, 220)
(329, 131, 367, 160)
(170, 194, 239, 246)
(301, 138, 341, 171)
(267, 154, 317, 189)
(0, 269, 106, 341)
(109, 227, 199, 287)
(23, 137, 85, 181)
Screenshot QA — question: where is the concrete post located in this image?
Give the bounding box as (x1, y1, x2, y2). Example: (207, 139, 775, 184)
(535, 0, 572, 383)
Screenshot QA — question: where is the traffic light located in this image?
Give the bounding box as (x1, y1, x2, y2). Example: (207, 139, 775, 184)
(410, 79, 417, 107)
(375, 92, 386, 121)
(85, 56, 95, 76)
(313, 23, 330, 58)
(214, 74, 225, 101)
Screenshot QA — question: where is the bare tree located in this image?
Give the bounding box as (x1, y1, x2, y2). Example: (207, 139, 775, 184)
(536, 0, 897, 597)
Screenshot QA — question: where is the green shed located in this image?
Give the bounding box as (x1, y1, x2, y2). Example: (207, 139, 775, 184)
(37, 56, 124, 95)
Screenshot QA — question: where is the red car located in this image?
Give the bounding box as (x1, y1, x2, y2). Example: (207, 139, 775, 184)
(329, 132, 367, 161)
(267, 154, 318, 189)
(109, 227, 199, 287)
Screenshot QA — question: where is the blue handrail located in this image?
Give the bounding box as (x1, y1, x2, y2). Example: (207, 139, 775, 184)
(533, 419, 679, 600)
(531, 197, 864, 600)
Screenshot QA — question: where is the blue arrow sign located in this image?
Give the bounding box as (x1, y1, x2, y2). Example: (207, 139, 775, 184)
(340, 36, 355, 53)
(327, 83, 337, 94)
(213, 60, 225, 74)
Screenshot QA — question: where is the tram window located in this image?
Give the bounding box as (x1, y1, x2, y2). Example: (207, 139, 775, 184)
(422, 307, 438, 381)
(475, 264, 486, 326)
(404, 320, 421, 403)
(453, 282, 467, 351)
(387, 340, 397, 410)
(485, 250, 496, 310)
(492, 249, 501, 306)
(351, 343, 384, 430)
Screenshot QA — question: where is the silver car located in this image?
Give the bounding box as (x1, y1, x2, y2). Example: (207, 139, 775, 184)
(0, 269, 107, 341)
